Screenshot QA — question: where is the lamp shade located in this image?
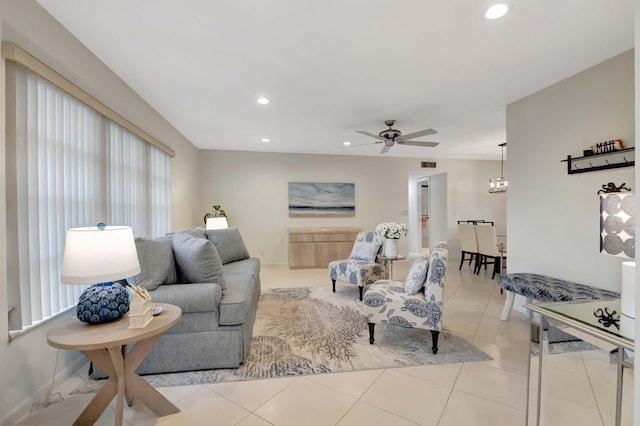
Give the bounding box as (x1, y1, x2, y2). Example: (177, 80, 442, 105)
(488, 143, 507, 193)
(61, 226, 141, 284)
(206, 217, 229, 230)
(488, 177, 508, 193)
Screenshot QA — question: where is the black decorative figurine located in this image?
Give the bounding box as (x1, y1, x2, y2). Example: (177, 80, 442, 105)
(597, 182, 632, 194)
(593, 307, 620, 330)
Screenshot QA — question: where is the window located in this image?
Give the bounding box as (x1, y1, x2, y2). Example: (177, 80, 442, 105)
(6, 62, 172, 337)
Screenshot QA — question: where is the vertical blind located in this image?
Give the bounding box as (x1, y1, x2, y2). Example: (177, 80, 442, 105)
(7, 65, 172, 336)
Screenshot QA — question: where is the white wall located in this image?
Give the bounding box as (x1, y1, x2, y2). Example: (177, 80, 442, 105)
(0, 0, 201, 230)
(507, 49, 634, 292)
(0, 1, 200, 423)
(197, 150, 507, 264)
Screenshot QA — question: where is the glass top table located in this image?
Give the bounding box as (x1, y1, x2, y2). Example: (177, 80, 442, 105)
(527, 298, 633, 348)
(524, 298, 633, 426)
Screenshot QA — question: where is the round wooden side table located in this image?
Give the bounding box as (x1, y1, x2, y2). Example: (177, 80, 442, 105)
(47, 303, 181, 426)
(379, 255, 407, 280)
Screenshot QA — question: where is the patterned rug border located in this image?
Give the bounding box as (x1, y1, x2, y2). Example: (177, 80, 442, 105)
(73, 286, 493, 393)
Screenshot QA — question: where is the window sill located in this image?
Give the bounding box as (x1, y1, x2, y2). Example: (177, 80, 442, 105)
(8, 306, 74, 342)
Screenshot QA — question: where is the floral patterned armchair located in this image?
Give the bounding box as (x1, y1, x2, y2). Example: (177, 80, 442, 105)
(329, 230, 388, 301)
(363, 242, 448, 354)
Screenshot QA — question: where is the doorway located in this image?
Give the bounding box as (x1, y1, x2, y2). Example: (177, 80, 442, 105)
(421, 184, 429, 250)
(407, 170, 447, 257)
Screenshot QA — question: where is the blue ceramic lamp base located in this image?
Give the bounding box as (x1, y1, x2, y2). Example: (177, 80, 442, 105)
(76, 280, 130, 324)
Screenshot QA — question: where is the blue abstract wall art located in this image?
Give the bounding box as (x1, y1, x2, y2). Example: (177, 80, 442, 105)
(288, 182, 355, 217)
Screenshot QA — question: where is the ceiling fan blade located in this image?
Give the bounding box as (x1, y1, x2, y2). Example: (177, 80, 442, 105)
(345, 141, 382, 147)
(401, 140, 439, 148)
(380, 145, 392, 154)
(401, 128, 438, 140)
(356, 130, 385, 141)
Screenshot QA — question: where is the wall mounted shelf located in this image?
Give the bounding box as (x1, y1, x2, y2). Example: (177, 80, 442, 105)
(561, 147, 635, 175)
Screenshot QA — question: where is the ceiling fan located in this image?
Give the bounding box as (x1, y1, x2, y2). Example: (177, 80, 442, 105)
(354, 120, 439, 154)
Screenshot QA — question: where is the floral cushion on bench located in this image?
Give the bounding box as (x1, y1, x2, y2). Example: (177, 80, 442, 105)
(498, 273, 620, 302)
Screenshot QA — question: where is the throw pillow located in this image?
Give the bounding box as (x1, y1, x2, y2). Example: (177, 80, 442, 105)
(172, 232, 226, 295)
(180, 227, 206, 239)
(349, 231, 382, 262)
(133, 237, 178, 290)
(405, 256, 429, 294)
(205, 227, 250, 265)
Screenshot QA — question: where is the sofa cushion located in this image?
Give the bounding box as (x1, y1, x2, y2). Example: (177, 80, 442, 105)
(149, 282, 222, 313)
(164, 312, 220, 335)
(219, 273, 259, 325)
(133, 237, 177, 290)
(221, 257, 261, 277)
(405, 256, 429, 294)
(172, 232, 226, 295)
(205, 227, 250, 264)
(349, 231, 383, 262)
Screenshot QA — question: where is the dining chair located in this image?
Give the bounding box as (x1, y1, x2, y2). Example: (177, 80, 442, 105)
(458, 223, 479, 270)
(475, 223, 502, 279)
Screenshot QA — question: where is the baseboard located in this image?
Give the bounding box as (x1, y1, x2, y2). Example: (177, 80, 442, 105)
(261, 262, 289, 269)
(1, 353, 86, 426)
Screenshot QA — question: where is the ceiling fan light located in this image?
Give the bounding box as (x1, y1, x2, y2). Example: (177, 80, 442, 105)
(484, 3, 509, 20)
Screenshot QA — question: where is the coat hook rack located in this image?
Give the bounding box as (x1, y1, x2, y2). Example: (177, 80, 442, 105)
(561, 147, 635, 175)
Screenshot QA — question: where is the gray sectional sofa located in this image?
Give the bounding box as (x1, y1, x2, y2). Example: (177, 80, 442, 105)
(129, 226, 260, 375)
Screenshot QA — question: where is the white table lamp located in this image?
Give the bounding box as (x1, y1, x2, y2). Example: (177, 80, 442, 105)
(206, 217, 228, 230)
(61, 224, 141, 324)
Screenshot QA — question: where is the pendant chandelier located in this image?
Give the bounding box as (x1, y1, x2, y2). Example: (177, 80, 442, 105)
(489, 142, 508, 193)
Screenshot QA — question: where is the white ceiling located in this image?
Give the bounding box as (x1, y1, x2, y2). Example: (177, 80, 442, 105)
(37, 0, 634, 160)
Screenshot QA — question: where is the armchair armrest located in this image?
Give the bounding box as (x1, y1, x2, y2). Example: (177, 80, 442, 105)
(375, 256, 390, 268)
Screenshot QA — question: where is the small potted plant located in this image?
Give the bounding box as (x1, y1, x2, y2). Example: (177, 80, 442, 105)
(203, 204, 227, 225)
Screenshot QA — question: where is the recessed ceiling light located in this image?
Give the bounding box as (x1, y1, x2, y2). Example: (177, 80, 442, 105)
(256, 97, 270, 105)
(343, 141, 351, 146)
(484, 3, 509, 19)
(261, 138, 270, 143)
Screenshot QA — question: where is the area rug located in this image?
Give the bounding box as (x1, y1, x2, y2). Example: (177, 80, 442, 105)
(530, 326, 601, 357)
(530, 336, 600, 357)
(74, 286, 491, 392)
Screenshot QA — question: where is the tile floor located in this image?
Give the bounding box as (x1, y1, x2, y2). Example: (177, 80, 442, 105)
(17, 260, 634, 425)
